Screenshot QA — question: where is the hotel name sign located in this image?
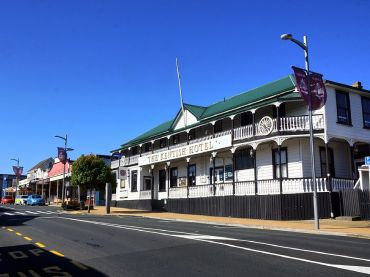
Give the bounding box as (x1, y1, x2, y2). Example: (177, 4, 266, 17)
(138, 134, 232, 166)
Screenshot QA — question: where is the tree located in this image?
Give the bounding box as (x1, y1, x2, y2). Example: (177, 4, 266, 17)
(71, 154, 116, 213)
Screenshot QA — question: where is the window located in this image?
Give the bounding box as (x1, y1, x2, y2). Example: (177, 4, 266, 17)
(144, 143, 151, 152)
(225, 164, 233, 181)
(272, 148, 288, 178)
(362, 97, 370, 128)
(170, 167, 178, 187)
(241, 112, 253, 126)
(131, 170, 137, 192)
(214, 120, 223, 133)
(159, 169, 166, 191)
(159, 138, 167, 148)
(132, 147, 138, 155)
(272, 103, 286, 118)
(336, 91, 352, 125)
(188, 129, 196, 141)
(235, 149, 254, 170)
(210, 166, 224, 184)
(319, 147, 335, 178)
(143, 176, 152, 191)
(172, 135, 180, 145)
(188, 164, 196, 186)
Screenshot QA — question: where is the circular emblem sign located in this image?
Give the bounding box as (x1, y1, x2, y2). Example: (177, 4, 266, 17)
(258, 116, 274, 135)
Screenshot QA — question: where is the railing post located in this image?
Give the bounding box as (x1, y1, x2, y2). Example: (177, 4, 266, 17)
(232, 149, 235, 196)
(278, 145, 283, 194)
(186, 160, 190, 198)
(276, 104, 281, 134)
(151, 165, 154, 201)
(252, 112, 256, 137)
(325, 142, 334, 218)
(212, 153, 216, 196)
(253, 148, 257, 195)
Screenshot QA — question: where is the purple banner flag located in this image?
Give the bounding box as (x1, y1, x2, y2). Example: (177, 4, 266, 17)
(12, 166, 23, 176)
(309, 72, 327, 110)
(292, 66, 327, 110)
(58, 147, 67, 164)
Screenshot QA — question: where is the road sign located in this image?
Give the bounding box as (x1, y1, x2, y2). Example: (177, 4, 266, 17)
(365, 156, 370, 165)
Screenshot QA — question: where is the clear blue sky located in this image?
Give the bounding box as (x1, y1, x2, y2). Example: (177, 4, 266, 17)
(1, 0, 369, 174)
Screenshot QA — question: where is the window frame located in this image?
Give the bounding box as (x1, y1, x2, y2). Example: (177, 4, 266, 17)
(272, 147, 288, 179)
(131, 170, 138, 192)
(235, 148, 254, 170)
(319, 147, 335, 178)
(361, 96, 370, 129)
(158, 169, 166, 191)
(336, 90, 352, 125)
(187, 164, 196, 186)
(170, 167, 178, 187)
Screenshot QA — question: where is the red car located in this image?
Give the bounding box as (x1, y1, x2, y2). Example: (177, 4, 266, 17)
(1, 196, 15, 204)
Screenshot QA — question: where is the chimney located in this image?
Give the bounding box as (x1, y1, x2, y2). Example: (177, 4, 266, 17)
(352, 81, 363, 89)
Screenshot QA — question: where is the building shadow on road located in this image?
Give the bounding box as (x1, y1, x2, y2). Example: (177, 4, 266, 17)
(0, 244, 106, 276)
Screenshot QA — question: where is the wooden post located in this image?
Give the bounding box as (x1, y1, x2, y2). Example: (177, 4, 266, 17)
(253, 148, 257, 195)
(232, 151, 235, 196)
(278, 145, 283, 194)
(325, 142, 334, 218)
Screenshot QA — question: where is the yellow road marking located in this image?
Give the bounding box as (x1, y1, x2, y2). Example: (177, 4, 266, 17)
(16, 232, 23, 236)
(7, 228, 13, 232)
(1, 226, 5, 229)
(24, 236, 32, 241)
(35, 242, 46, 248)
(50, 250, 64, 257)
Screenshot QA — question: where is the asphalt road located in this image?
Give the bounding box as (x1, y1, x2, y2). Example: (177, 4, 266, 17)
(1, 204, 370, 276)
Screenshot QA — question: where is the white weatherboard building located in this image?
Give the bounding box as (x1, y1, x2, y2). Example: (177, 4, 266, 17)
(111, 75, 370, 219)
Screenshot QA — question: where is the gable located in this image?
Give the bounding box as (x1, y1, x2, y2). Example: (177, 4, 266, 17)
(173, 109, 199, 130)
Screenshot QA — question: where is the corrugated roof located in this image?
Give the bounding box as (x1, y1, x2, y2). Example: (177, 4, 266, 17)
(28, 157, 54, 173)
(117, 74, 298, 150)
(200, 75, 296, 119)
(183, 103, 207, 119)
(122, 120, 174, 147)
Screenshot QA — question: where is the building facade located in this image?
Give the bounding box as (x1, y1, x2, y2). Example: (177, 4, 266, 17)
(111, 75, 370, 218)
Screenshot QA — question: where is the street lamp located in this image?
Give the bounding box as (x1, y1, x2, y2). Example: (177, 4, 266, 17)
(281, 33, 319, 230)
(54, 134, 73, 204)
(10, 158, 20, 197)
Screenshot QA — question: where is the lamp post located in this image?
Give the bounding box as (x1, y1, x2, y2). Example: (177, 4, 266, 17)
(55, 134, 73, 204)
(281, 34, 319, 230)
(10, 158, 20, 197)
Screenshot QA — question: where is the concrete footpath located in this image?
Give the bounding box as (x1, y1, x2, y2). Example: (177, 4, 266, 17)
(69, 206, 370, 239)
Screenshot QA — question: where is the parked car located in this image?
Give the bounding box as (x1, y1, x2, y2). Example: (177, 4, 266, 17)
(1, 196, 15, 204)
(26, 194, 45, 206)
(15, 195, 29, 205)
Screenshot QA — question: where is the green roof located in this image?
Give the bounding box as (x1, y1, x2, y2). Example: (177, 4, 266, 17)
(201, 75, 296, 119)
(124, 120, 174, 147)
(183, 103, 207, 119)
(118, 75, 298, 149)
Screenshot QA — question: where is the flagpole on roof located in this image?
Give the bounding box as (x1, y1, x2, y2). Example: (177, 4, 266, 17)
(176, 57, 186, 127)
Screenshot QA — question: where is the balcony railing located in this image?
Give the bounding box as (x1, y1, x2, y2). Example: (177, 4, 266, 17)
(234, 114, 324, 141)
(166, 177, 355, 199)
(189, 184, 213, 198)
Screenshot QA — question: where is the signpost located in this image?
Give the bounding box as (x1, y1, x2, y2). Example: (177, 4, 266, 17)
(365, 156, 370, 166)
